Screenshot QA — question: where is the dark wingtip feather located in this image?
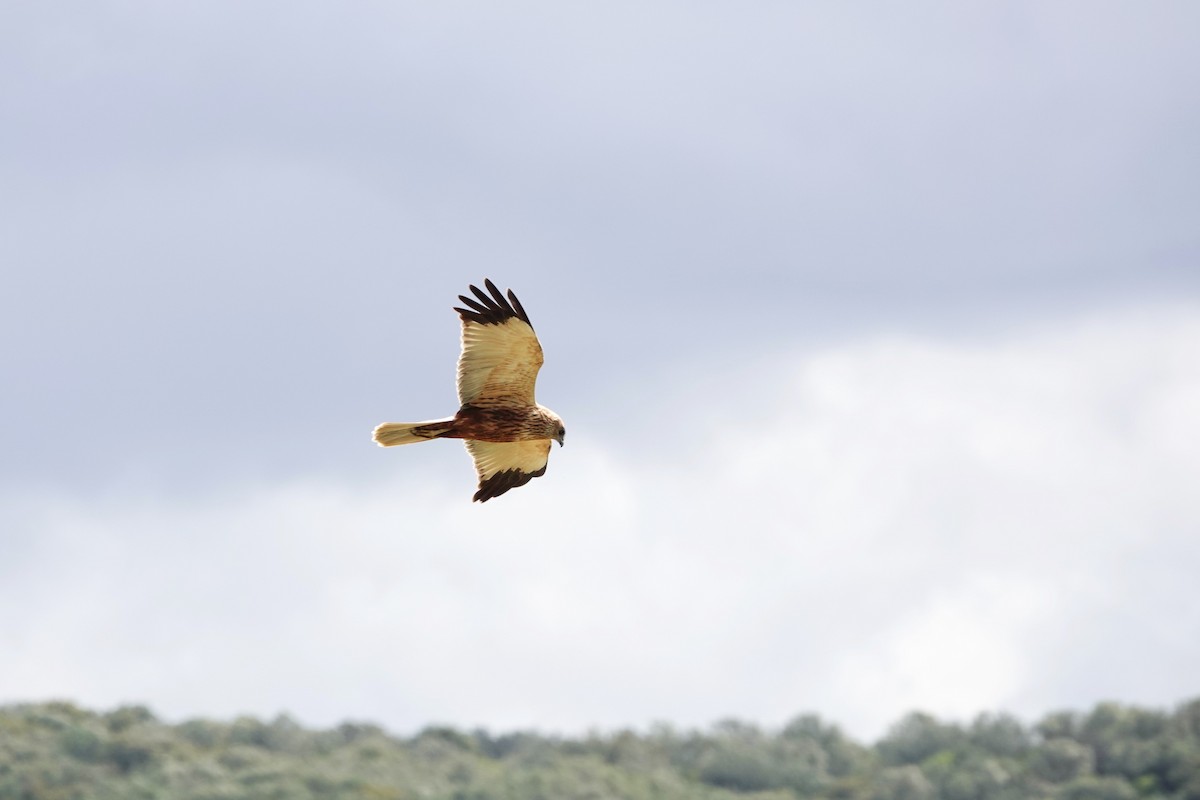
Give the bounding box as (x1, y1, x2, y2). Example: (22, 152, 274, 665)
(453, 307, 482, 324)
(484, 279, 518, 318)
(469, 283, 492, 306)
(472, 466, 545, 502)
(483, 278, 503, 302)
(473, 470, 511, 502)
(455, 280, 533, 328)
(506, 290, 531, 327)
(457, 295, 490, 314)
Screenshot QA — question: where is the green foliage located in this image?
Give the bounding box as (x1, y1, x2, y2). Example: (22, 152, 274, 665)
(1056, 775, 1137, 800)
(59, 727, 103, 762)
(967, 713, 1030, 760)
(872, 766, 935, 800)
(1030, 738, 1095, 783)
(0, 698, 1198, 800)
(878, 713, 962, 766)
(104, 705, 157, 733)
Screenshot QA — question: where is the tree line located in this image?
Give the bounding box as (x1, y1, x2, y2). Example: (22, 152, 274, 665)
(1, 697, 1198, 800)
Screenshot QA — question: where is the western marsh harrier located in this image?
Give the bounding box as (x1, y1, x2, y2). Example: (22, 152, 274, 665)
(372, 280, 565, 502)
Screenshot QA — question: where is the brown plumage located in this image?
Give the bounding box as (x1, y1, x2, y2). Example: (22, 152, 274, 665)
(372, 280, 565, 502)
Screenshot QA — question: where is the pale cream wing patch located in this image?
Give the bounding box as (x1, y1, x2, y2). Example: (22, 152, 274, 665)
(464, 439, 552, 502)
(457, 318, 544, 406)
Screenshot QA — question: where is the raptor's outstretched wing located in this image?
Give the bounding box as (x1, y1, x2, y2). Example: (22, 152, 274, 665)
(453, 280, 544, 407)
(464, 439, 551, 502)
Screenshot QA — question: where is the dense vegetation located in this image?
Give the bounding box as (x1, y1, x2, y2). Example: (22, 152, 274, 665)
(1, 698, 1198, 800)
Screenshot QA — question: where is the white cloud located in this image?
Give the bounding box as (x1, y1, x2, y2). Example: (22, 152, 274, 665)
(2, 305, 1198, 740)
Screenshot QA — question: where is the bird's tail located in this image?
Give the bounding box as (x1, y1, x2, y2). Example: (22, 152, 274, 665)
(372, 417, 456, 447)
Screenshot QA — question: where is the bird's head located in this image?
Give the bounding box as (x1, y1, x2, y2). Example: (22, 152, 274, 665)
(540, 406, 565, 447)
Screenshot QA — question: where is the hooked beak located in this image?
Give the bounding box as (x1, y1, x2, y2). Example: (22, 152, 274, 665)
(556, 436, 564, 447)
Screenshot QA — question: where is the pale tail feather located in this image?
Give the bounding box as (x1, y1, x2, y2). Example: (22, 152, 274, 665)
(372, 418, 455, 447)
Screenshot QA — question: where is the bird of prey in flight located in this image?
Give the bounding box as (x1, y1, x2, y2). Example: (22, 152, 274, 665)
(373, 280, 565, 502)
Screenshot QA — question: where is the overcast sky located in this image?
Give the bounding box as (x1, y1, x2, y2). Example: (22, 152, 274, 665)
(2, 2, 1199, 741)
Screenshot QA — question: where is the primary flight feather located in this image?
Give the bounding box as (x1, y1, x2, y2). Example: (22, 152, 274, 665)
(372, 280, 565, 502)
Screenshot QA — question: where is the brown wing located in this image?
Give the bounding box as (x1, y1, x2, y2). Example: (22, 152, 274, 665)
(453, 280, 544, 407)
(464, 439, 552, 502)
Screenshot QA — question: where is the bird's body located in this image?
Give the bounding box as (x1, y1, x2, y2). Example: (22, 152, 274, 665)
(446, 403, 563, 443)
(372, 280, 564, 502)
